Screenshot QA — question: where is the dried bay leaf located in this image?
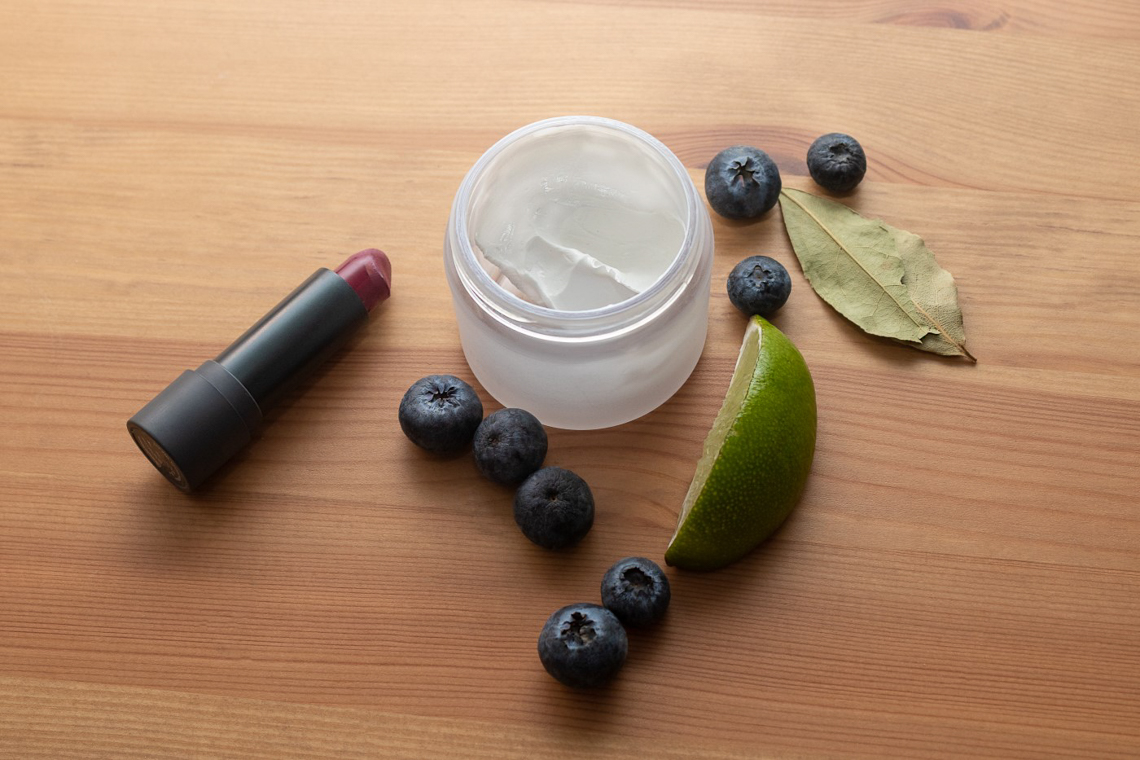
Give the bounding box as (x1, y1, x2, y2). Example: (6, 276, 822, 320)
(779, 188, 975, 361)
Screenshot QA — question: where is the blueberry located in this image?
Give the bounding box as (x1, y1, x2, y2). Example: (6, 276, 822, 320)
(514, 467, 594, 550)
(704, 145, 782, 220)
(600, 557, 671, 628)
(537, 603, 628, 688)
(473, 408, 548, 486)
(726, 255, 791, 318)
(807, 132, 867, 193)
(398, 374, 483, 455)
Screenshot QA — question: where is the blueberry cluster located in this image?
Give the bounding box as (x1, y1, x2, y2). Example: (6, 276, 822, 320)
(703, 132, 867, 222)
(398, 375, 592, 550)
(703, 132, 868, 321)
(538, 557, 671, 688)
(399, 376, 672, 689)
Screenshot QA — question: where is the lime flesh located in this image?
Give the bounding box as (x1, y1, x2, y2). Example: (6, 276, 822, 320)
(665, 316, 816, 571)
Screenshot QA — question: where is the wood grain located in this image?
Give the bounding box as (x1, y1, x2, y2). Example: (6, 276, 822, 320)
(2, 0, 1139, 758)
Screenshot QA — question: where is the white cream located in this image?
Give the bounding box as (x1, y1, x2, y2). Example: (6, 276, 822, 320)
(470, 124, 687, 311)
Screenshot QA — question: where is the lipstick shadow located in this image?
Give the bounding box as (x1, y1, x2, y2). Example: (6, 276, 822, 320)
(127, 249, 391, 492)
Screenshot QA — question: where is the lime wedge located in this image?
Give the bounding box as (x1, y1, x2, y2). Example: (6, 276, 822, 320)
(665, 316, 816, 571)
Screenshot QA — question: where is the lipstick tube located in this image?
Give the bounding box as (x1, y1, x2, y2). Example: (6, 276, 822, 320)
(128, 249, 391, 492)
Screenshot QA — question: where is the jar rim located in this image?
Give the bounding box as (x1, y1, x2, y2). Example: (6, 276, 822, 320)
(449, 116, 700, 326)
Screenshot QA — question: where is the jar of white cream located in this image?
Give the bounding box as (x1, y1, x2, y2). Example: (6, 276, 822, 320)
(445, 116, 714, 429)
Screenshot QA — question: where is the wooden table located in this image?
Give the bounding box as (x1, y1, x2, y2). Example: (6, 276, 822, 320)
(2, 1, 1138, 757)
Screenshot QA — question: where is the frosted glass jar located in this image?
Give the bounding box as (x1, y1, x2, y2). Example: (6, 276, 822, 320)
(444, 116, 714, 430)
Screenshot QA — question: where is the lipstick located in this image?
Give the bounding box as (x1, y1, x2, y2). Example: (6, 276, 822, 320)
(127, 249, 392, 492)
